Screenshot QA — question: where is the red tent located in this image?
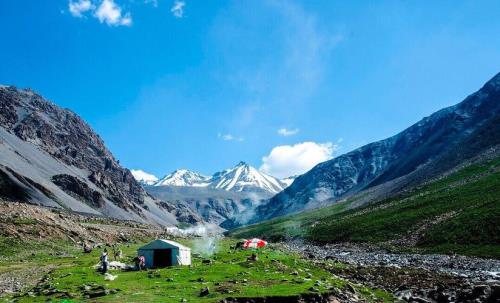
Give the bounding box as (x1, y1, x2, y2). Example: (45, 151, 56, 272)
(243, 238, 267, 249)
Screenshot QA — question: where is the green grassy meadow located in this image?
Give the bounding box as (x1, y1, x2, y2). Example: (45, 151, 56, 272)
(1, 238, 394, 303)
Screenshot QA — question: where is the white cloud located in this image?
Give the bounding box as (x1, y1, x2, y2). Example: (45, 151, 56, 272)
(277, 127, 299, 136)
(67, 0, 132, 26)
(68, 0, 95, 17)
(120, 13, 132, 26)
(131, 169, 158, 185)
(171, 0, 185, 18)
(94, 0, 132, 26)
(218, 133, 244, 142)
(260, 141, 338, 178)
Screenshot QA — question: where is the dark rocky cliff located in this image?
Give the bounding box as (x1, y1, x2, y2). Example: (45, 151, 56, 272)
(0, 86, 200, 226)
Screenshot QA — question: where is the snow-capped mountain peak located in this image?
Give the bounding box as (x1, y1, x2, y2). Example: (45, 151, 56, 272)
(151, 162, 290, 194)
(155, 169, 210, 187)
(130, 169, 159, 186)
(210, 161, 286, 194)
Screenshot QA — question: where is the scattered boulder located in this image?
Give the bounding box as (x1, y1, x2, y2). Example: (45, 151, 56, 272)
(199, 287, 210, 297)
(78, 284, 119, 299)
(147, 270, 161, 278)
(104, 273, 117, 281)
(83, 244, 93, 253)
(247, 253, 258, 262)
(344, 283, 356, 294)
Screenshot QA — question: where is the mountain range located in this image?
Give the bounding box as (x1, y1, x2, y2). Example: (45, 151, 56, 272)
(135, 162, 290, 194)
(137, 162, 292, 225)
(0, 72, 499, 234)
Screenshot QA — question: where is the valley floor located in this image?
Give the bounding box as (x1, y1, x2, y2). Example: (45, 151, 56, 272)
(2, 237, 499, 303)
(0, 201, 393, 303)
(0, 200, 499, 302)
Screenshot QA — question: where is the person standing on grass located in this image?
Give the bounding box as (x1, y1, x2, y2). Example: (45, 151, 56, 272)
(139, 255, 145, 270)
(100, 249, 109, 274)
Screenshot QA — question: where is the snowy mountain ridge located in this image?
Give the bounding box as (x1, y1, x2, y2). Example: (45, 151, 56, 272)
(135, 162, 293, 195)
(155, 169, 210, 187)
(130, 169, 159, 186)
(209, 161, 286, 194)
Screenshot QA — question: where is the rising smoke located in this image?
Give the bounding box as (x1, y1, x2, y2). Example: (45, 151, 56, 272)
(165, 223, 222, 256)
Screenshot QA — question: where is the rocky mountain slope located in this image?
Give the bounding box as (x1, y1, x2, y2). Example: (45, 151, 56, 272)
(0, 86, 200, 226)
(146, 185, 265, 225)
(250, 72, 500, 222)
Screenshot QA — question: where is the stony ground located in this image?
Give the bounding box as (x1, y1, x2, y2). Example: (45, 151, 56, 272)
(282, 241, 500, 302)
(0, 265, 57, 296)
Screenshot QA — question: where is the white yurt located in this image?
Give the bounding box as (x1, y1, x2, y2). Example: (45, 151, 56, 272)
(137, 239, 191, 268)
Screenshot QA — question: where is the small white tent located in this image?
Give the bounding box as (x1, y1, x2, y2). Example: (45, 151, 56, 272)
(137, 239, 191, 268)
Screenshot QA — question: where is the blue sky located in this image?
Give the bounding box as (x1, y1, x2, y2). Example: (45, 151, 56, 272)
(1, 1, 500, 179)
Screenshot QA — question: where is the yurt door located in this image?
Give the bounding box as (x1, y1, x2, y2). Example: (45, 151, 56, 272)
(153, 249, 172, 267)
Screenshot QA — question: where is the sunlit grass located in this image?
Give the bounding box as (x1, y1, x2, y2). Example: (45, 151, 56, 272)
(3, 239, 394, 302)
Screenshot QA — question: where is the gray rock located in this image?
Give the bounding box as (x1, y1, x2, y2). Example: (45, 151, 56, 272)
(199, 287, 210, 297)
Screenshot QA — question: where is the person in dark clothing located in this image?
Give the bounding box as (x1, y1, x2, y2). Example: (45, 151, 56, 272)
(100, 249, 109, 274)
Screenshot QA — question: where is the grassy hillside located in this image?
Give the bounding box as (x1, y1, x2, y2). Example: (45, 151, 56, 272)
(229, 157, 500, 259)
(1, 239, 393, 303)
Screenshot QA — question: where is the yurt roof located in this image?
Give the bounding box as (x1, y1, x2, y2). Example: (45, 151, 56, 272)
(138, 239, 191, 251)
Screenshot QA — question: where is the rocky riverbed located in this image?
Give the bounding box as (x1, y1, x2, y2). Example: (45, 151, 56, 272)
(282, 241, 500, 302)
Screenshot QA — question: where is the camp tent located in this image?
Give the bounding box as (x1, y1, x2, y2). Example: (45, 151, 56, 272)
(137, 239, 191, 268)
(243, 238, 268, 249)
